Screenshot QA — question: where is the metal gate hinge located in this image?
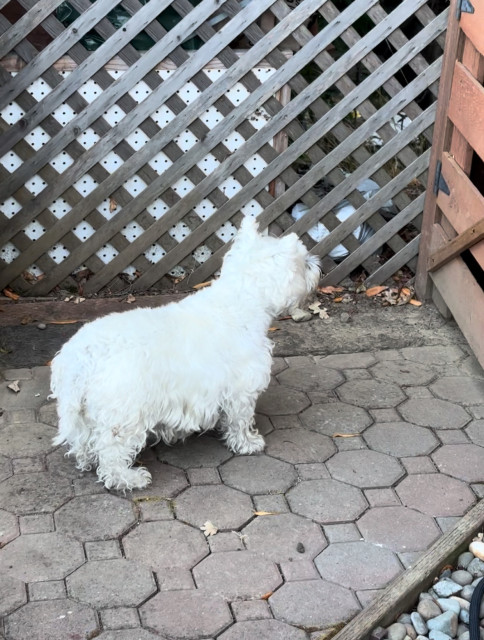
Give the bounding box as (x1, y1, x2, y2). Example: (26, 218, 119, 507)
(457, 0, 474, 20)
(433, 160, 450, 196)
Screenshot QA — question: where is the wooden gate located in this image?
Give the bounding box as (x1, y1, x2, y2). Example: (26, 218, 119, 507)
(416, 0, 484, 367)
(0, 0, 447, 296)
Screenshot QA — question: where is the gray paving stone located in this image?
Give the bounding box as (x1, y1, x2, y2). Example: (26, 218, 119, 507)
(231, 599, 272, 621)
(335, 435, 367, 451)
(295, 463, 330, 480)
(187, 466, 220, 485)
(242, 513, 327, 563)
(432, 444, 484, 483)
(371, 361, 436, 386)
(437, 516, 462, 533)
(370, 408, 400, 422)
(157, 567, 195, 590)
(125, 461, 188, 500)
(280, 559, 320, 581)
(401, 345, 464, 365)
(264, 428, 336, 464)
(470, 406, 484, 419)
(100, 607, 139, 630)
(465, 421, 484, 446)
(272, 357, 288, 376)
(337, 379, 406, 409)
(277, 361, 344, 392)
(4, 599, 98, 640)
(431, 377, 484, 405)
(0, 472, 72, 514)
(4, 408, 36, 423)
(398, 550, 425, 568)
(156, 435, 232, 469)
(270, 414, 303, 429)
(85, 540, 122, 561)
(18, 513, 54, 535)
(38, 402, 58, 427)
(356, 589, 383, 608)
(300, 402, 372, 435)
(459, 355, 484, 379)
(0, 376, 50, 410)
(29, 580, 66, 601)
(405, 386, 435, 399)
(315, 541, 402, 589)
(327, 450, 404, 488)
(209, 531, 245, 553)
(218, 620, 308, 640)
(2, 368, 32, 380)
(220, 455, 297, 495)
(55, 494, 136, 540)
(323, 523, 362, 543)
(67, 559, 156, 607)
(193, 551, 282, 599)
(256, 386, 310, 415)
(0, 508, 18, 545)
(342, 369, 372, 380)
(175, 485, 253, 530)
(0, 422, 56, 458)
(375, 349, 402, 361)
(138, 498, 173, 522)
(401, 456, 436, 474)
(140, 590, 232, 639)
(317, 353, 377, 369)
(438, 429, 470, 444)
(269, 579, 361, 628)
(0, 575, 26, 617)
(0, 454, 12, 482)
(12, 457, 45, 473)
(364, 488, 400, 507)
(358, 506, 440, 552)
(472, 483, 484, 498)
(96, 632, 160, 640)
(396, 474, 475, 516)
(0, 532, 84, 582)
(123, 521, 208, 572)
(398, 398, 471, 430)
(253, 494, 289, 513)
(287, 479, 367, 523)
(46, 447, 87, 479)
(363, 422, 439, 457)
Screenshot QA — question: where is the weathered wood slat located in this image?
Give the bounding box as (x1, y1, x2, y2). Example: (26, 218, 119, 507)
(429, 218, 484, 272)
(0, 0, 62, 59)
(460, 0, 484, 58)
(364, 235, 421, 287)
(448, 61, 484, 163)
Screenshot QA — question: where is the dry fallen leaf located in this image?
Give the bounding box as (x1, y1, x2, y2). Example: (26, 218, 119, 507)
(63, 296, 74, 302)
(7, 380, 20, 393)
(192, 281, 212, 290)
(125, 294, 136, 304)
(48, 320, 79, 325)
(253, 511, 279, 516)
(73, 296, 86, 304)
(318, 286, 344, 294)
(365, 286, 387, 297)
(333, 433, 360, 438)
(109, 197, 117, 213)
(308, 301, 330, 319)
(2, 288, 20, 301)
(268, 327, 279, 332)
(45, 360, 52, 366)
(409, 299, 422, 307)
(333, 297, 343, 303)
(20, 315, 34, 325)
(200, 521, 218, 537)
(261, 592, 273, 600)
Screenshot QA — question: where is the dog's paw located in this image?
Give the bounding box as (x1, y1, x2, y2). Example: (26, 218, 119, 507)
(231, 432, 266, 455)
(101, 466, 152, 491)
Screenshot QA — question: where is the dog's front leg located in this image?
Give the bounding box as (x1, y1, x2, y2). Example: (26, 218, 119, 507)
(220, 397, 265, 455)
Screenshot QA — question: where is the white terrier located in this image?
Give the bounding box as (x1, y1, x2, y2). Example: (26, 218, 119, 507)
(50, 217, 320, 490)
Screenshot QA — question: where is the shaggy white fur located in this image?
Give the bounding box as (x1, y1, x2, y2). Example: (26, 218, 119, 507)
(50, 217, 320, 490)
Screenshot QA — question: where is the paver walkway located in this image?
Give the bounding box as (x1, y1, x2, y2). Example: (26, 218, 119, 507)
(0, 344, 483, 639)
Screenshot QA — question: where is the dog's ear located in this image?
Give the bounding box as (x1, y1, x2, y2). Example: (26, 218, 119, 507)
(239, 215, 260, 236)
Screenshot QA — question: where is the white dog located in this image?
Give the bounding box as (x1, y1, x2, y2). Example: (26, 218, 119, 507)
(50, 217, 320, 490)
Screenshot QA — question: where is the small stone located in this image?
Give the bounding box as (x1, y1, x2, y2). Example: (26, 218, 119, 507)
(37, 323, 47, 330)
(436, 598, 460, 615)
(405, 624, 417, 639)
(469, 540, 484, 561)
(418, 599, 443, 621)
(451, 571, 473, 586)
(398, 614, 412, 625)
(467, 558, 484, 578)
(296, 542, 305, 554)
(416, 636, 429, 640)
(457, 552, 474, 570)
(427, 611, 458, 638)
(420, 592, 437, 601)
(441, 569, 452, 579)
(457, 623, 468, 637)
(458, 609, 469, 624)
(387, 622, 408, 640)
(340, 312, 351, 323)
(429, 632, 451, 640)
(471, 576, 482, 585)
(433, 579, 463, 598)
(457, 632, 469, 640)
(460, 585, 474, 601)
(411, 612, 428, 635)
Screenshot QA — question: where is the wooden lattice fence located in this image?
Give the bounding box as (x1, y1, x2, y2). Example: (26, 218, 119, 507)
(0, 0, 447, 295)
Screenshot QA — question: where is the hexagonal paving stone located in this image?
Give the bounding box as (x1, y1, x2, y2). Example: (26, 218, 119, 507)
(96, 633, 160, 640)
(140, 590, 232, 639)
(287, 479, 367, 523)
(0, 575, 26, 617)
(0, 376, 50, 410)
(175, 485, 253, 530)
(220, 455, 297, 494)
(370, 361, 436, 386)
(156, 434, 232, 469)
(219, 620, 307, 640)
(193, 551, 282, 599)
(123, 520, 208, 572)
(466, 420, 484, 446)
(55, 494, 136, 540)
(264, 428, 336, 464)
(0, 509, 19, 546)
(0, 472, 72, 514)
(315, 541, 402, 589)
(242, 513, 326, 562)
(317, 353, 377, 369)
(256, 386, 310, 416)
(67, 559, 156, 607)
(300, 402, 372, 436)
(431, 377, 484, 405)
(432, 444, 484, 483)
(358, 506, 440, 552)
(363, 422, 438, 457)
(0, 454, 12, 482)
(4, 599, 98, 640)
(277, 360, 344, 392)
(269, 579, 361, 628)
(400, 345, 464, 365)
(0, 422, 56, 458)
(396, 474, 475, 516)
(398, 398, 470, 430)
(38, 402, 58, 427)
(327, 450, 404, 488)
(337, 379, 406, 409)
(0, 532, 84, 582)
(46, 447, 87, 479)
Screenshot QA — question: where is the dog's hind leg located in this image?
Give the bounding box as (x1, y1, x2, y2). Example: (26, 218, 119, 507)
(95, 426, 152, 491)
(220, 397, 266, 455)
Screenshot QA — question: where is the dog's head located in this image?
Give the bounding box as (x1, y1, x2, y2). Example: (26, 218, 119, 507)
(221, 216, 321, 315)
